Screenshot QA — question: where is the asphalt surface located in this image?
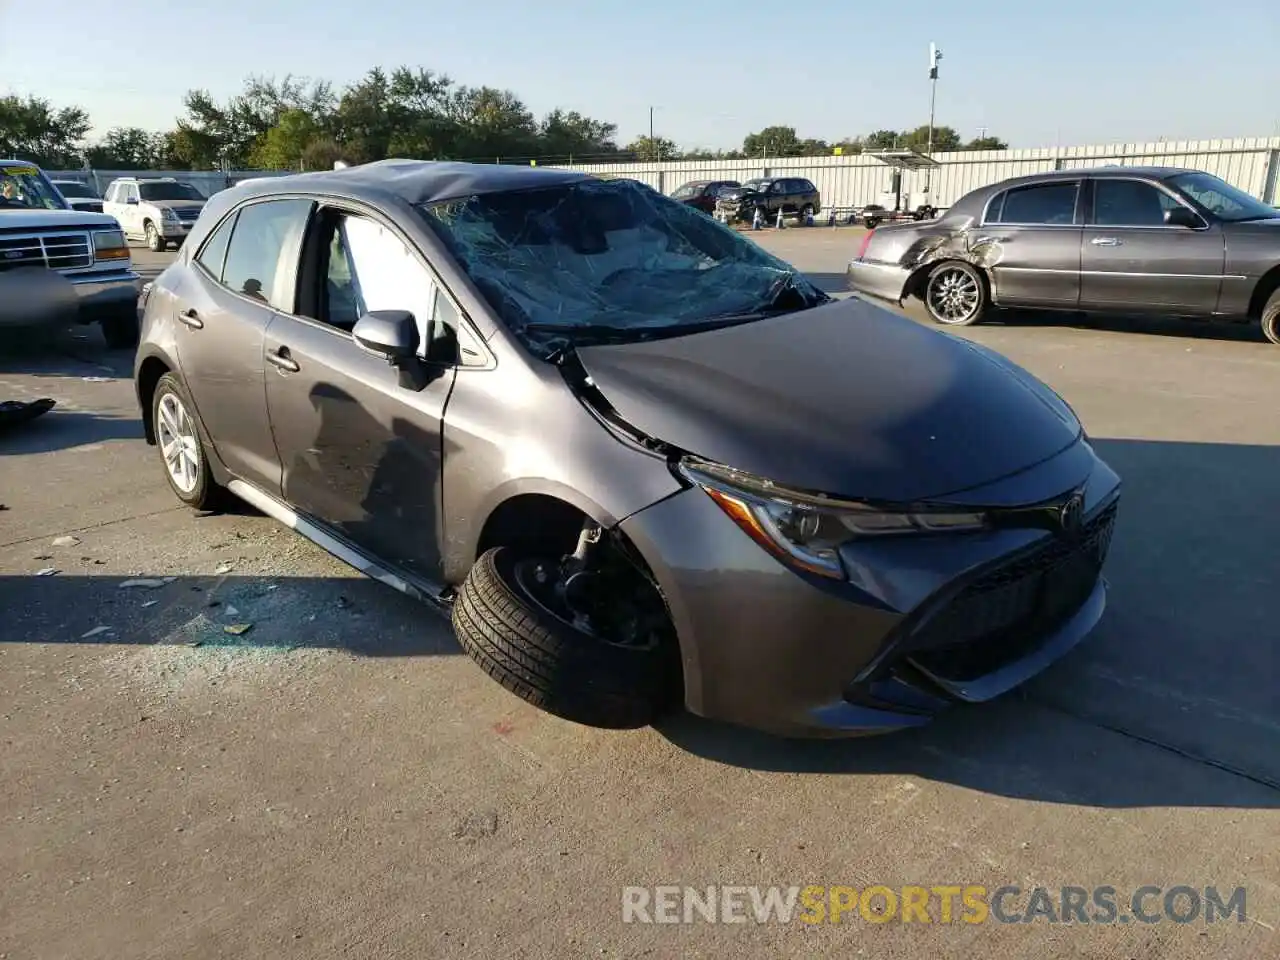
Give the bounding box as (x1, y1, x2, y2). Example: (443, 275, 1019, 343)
(2, 236, 1278, 959)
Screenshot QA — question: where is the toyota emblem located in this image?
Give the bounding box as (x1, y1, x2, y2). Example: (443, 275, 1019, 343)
(1058, 493, 1085, 536)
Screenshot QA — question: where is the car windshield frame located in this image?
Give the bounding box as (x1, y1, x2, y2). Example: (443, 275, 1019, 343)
(53, 181, 96, 199)
(0, 165, 69, 211)
(1166, 172, 1277, 223)
(417, 178, 827, 357)
(741, 179, 772, 193)
(138, 181, 204, 202)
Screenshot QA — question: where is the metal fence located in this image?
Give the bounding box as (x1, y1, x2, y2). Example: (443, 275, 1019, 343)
(553, 136, 1280, 210)
(45, 136, 1280, 209)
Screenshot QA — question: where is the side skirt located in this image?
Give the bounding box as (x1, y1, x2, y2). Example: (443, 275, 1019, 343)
(226, 479, 455, 614)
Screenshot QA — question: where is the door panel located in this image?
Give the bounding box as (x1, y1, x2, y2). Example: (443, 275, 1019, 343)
(263, 316, 456, 581)
(986, 227, 1083, 307)
(1080, 228, 1225, 313)
(1080, 177, 1226, 313)
(982, 180, 1083, 307)
(172, 268, 282, 489)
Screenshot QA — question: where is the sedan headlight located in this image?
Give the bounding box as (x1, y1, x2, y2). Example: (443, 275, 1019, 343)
(680, 457, 988, 580)
(92, 229, 130, 261)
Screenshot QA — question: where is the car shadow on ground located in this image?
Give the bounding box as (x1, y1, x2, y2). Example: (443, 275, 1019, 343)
(990, 308, 1267, 344)
(0, 408, 142, 455)
(0, 326, 135, 379)
(659, 436, 1280, 809)
(0, 573, 459, 658)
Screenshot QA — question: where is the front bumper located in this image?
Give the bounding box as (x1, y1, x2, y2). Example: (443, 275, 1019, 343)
(0, 267, 139, 329)
(847, 258, 912, 303)
(620, 440, 1120, 737)
(159, 220, 195, 239)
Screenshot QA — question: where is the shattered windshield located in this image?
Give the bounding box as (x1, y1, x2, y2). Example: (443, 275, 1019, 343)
(0, 166, 67, 211)
(418, 178, 826, 355)
(741, 179, 771, 193)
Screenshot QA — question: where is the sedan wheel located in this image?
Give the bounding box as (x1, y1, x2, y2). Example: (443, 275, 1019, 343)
(1261, 289, 1280, 345)
(152, 373, 219, 509)
(925, 262, 988, 326)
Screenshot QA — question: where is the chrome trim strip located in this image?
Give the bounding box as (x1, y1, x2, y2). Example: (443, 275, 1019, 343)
(995, 266, 1246, 280)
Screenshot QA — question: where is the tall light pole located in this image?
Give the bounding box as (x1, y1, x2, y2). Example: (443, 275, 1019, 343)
(926, 42, 943, 196)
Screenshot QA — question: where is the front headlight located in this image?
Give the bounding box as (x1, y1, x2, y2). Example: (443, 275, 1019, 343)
(161, 207, 179, 221)
(92, 229, 130, 261)
(680, 457, 988, 580)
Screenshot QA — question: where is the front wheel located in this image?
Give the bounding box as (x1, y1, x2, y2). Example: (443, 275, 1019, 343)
(924, 261, 989, 326)
(1260, 289, 1280, 345)
(145, 221, 166, 252)
(452, 546, 680, 729)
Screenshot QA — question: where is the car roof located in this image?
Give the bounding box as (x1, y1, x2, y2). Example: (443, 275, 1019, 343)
(229, 159, 591, 207)
(0, 159, 43, 170)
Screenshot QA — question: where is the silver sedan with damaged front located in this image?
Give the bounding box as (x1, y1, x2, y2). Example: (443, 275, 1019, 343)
(847, 167, 1280, 344)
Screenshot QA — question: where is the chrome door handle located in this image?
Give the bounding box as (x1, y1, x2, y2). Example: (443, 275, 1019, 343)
(974, 236, 1008, 245)
(1090, 237, 1122, 246)
(177, 308, 203, 329)
(266, 349, 299, 373)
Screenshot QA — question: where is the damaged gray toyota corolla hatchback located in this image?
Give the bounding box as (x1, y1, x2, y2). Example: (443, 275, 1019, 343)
(135, 160, 1121, 737)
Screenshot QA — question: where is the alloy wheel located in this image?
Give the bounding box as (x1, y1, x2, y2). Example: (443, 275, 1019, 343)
(156, 391, 201, 494)
(927, 267, 981, 324)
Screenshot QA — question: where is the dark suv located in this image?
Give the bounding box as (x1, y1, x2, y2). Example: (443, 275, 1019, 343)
(716, 177, 821, 224)
(670, 180, 740, 215)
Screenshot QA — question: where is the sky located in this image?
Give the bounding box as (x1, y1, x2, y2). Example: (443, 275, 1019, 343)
(1, 0, 1276, 151)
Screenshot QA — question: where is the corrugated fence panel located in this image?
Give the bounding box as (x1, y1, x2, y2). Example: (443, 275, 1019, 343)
(554, 136, 1280, 207)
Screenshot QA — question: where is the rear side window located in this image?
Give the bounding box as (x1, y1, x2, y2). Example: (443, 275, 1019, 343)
(220, 199, 314, 310)
(990, 182, 1079, 225)
(195, 213, 237, 280)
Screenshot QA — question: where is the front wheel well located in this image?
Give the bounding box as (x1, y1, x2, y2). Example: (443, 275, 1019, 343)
(136, 356, 170, 444)
(475, 494, 592, 560)
(1247, 264, 1280, 319)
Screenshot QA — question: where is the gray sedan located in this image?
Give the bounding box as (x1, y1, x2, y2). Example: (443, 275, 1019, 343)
(847, 167, 1280, 344)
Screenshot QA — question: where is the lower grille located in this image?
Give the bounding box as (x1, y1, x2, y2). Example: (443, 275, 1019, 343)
(906, 502, 1118, 682)
(0, 232, 93, 272)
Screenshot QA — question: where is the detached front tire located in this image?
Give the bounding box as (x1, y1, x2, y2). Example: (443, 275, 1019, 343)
(1261, 289, 1280, 345)
(452, 546, 680, 729)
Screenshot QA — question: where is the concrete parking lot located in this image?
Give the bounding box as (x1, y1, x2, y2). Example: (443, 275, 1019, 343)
(2, 235, 1278, 959)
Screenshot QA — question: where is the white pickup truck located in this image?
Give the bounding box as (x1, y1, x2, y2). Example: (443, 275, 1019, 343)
(0, 159, 141, 348)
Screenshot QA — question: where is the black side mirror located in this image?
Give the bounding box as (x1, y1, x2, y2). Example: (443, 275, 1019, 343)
(1164, 206, 1202, 228)
(353, 309, 419, 362)
(125, 197, 139, 205)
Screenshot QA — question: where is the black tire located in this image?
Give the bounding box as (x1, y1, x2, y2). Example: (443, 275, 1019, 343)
(923, 260, 989, 326)
(145, 221, 166, 253)
(1261, 288, 1280, 345)
(100, 311, 139, 349)
(452, 547, 680, 729)
(151, 372, 220, 509)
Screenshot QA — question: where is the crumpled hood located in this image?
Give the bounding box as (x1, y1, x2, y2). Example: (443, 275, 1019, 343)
(575, 297, 1081, 502)
(717, 187, 759, 203)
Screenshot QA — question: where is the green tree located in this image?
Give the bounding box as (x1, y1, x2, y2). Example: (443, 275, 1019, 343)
(251, 109, 320, 169)
(626, 136, 678, 161)
(0, 94, 90, 168)
(964, 135, 1008, 151)
(539, 109, 620, 160)
(863, 129, 900, 150)
(85, 126, 161, 168)
(899, 124, 961, 152)
(743, 125, 802, 157)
